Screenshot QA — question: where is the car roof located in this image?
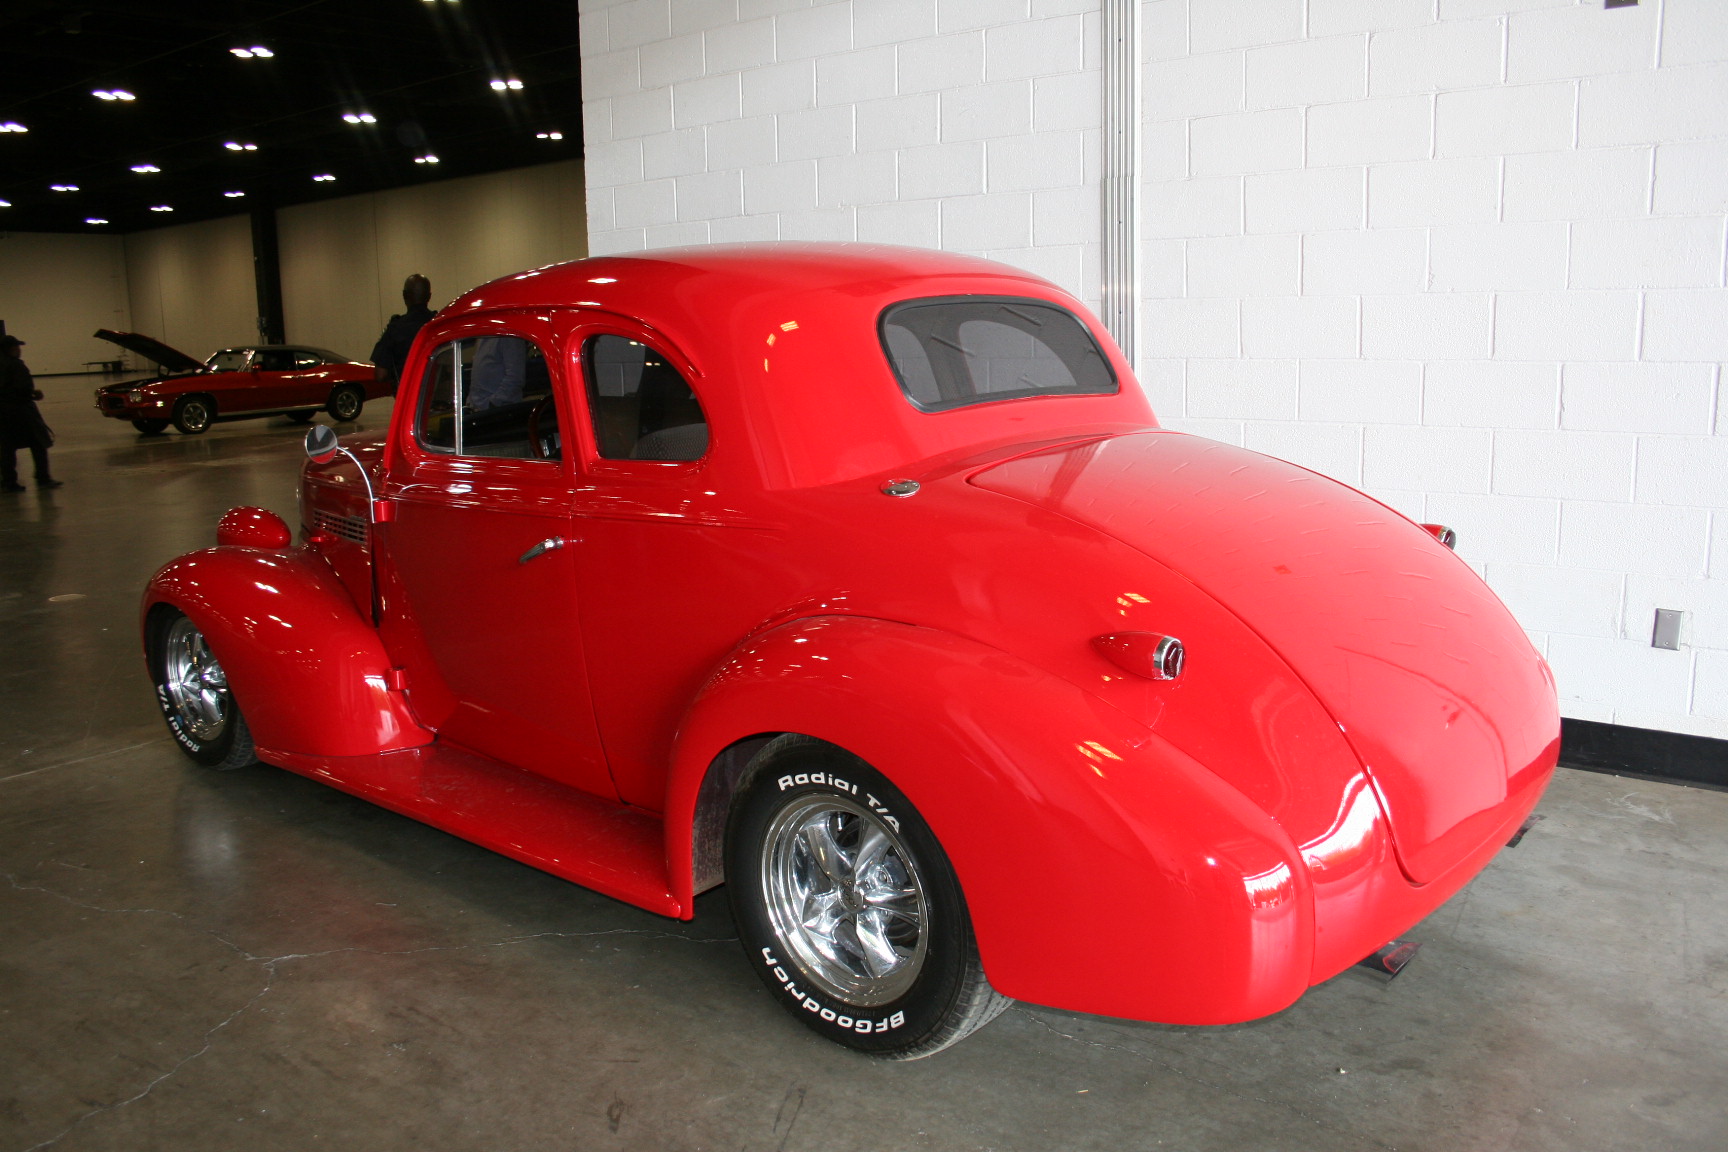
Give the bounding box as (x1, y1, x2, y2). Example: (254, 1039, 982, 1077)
(442, 243, 1154, 489)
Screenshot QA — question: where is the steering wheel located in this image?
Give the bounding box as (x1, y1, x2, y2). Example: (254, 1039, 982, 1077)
(527, 395, 559, 460)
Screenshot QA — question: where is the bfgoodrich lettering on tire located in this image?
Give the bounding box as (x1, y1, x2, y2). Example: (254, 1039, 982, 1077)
(726, 735, 1010, 1058)
(146, 607, 258, 771)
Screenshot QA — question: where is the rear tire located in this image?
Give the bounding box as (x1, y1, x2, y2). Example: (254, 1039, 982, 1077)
(726, 736, 1010, 1059)
(171, 395, 214, 435)
(328, 385, 364, 422)
(146, 608, 257, 770)
(131, 418, 170, 435)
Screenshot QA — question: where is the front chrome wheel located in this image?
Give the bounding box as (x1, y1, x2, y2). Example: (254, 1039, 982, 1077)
(161, 615, 230, 742)
(762, 794, 929, 1006)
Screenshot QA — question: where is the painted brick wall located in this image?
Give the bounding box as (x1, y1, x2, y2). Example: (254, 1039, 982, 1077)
(1142, 0, 1728, 739)
(578, 0, 1105, 310)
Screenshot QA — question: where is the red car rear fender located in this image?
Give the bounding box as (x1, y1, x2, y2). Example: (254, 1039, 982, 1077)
(666, 615, 1316, 1025)
(142, 547, 432, 758)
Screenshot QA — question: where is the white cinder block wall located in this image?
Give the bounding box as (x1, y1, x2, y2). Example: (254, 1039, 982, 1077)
(1139, 0, 1728, 739)
(579, 0, 1106, 311)
(579, 0, 1728, 740)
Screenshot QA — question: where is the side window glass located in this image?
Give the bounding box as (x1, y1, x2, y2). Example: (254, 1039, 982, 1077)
(415, 335, 559, 461)
(292, 352, 321, 369)
(583, 335, 708, 461)
(257, 349, 294, 372)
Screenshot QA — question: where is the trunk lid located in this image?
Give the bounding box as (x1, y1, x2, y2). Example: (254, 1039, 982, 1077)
(970, 431, 1558, 883)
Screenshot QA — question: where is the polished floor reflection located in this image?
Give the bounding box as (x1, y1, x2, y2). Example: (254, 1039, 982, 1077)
(4, 378, 1727, 1152)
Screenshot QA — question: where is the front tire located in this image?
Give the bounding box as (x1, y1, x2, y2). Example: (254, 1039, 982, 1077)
(171, 395, 214, 434)
(131, 417, 170, 435)
(726, 736, 1010, 1059)
(328, 385, 364, 422)
(146, 608, 257, 770)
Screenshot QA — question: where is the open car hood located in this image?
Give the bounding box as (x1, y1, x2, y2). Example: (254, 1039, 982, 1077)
(971, 430, 1559, 884)
(92, 329, 206, 376)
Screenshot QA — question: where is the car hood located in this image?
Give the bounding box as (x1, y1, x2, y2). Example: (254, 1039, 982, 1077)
(93, 329, 205, 375)
(969, 431, 1558, 883)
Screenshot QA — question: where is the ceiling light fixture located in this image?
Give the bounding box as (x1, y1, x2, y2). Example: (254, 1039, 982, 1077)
(223, 190, 246, 198)
(130, 164, 161, 173)
(149, 205, 173, 212)
(535, 131, 564, 140)
(50, 184, 79, 192)
(93, 89, 136, 101)
(489, 78, 523, 91)
(413, 153, 440, 164)
(312, 173, 336, 182)
(0, 122, 26, 133)
(0, 199, 11, 207)
(231, 45, 274, 58)
(224, 141, 259, 151)
(341, 112, 377, 125)
(85, 218, 108, 225)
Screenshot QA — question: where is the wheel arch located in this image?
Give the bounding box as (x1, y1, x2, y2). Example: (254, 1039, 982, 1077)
(665, 615, 1316, 1025)
(142, 544, 432, 759)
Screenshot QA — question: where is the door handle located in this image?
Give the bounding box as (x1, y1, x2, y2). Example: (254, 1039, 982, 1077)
(518, 537, 568, 564)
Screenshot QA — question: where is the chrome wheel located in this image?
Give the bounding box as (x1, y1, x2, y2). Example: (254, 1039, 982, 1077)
(761, 794, 929, 1006)
(161, 615, 230, 742)
(329, 386, 363, 422)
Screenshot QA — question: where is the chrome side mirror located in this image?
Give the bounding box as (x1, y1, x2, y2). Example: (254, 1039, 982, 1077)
(304, 423, 339, 463)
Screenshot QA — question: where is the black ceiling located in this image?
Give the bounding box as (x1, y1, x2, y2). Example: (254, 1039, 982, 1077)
(0, 0, 583, 234)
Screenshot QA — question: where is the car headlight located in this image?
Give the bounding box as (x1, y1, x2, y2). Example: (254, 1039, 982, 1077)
(127, 390, 146, 403)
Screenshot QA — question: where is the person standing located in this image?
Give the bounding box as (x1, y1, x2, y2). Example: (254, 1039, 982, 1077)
(0, 335, 61, 492)
(369, 274, 435, 387)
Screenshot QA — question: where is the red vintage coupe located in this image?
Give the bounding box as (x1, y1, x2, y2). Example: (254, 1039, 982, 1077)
(93, 329, 385, 434)
(140, 244, 1559, 1059)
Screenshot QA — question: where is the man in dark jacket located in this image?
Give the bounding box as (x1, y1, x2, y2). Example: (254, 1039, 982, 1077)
(0, 335, 61, 491)
(369, 274, 435, 387)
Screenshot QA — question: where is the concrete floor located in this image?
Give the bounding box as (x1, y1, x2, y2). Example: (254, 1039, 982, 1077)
(3, 376, 1726, 1152)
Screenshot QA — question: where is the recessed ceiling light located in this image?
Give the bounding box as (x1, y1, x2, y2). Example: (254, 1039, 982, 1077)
(413, 153, 440, 164)
(149, 205, 174, 212)
(536, 131, 564, 140)
(0, 199, 11, 207)
(488, 78, 523, 91)
(130, 164, 161, 173)
(224, 141, 259, 151)
(85, 218, 109, 225)
(223, 190, 246, 198)
(312, 173, 336, 182)
(231, 45, 274, 58)
(342, 112, 377, 125)
(93, 89, 135, 101)
(0, 122, 26, 133)
(50, 184, 79, 192)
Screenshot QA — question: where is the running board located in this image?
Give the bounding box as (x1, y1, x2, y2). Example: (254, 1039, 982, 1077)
(258, 741, 681, 917)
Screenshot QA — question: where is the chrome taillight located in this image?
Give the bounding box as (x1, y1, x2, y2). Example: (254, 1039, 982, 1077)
(1093, 632, 1185, 680)
(1420, 523, 1457, 549)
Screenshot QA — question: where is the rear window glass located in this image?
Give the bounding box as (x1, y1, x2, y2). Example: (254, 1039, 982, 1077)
(879, 297, 1116, 413)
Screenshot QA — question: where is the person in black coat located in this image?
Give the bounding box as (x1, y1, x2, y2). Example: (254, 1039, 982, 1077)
(369, 274, 436, 387)
(0, 335, 61, 491)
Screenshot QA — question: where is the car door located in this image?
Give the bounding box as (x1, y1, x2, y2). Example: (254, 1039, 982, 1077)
(379, 312, 614, 800)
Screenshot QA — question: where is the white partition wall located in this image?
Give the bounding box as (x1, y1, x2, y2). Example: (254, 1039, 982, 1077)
(1136, 0, 1728, 740)
(580, 0, 1728, 742)
(0, 232, 132, 375)
(579, 0, 1107, 313)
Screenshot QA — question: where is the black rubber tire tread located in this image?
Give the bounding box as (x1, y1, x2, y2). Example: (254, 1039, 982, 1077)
(131, 417, 170, 435)
(328, 385, 364, 422)
(145, 607, 259, 771)
(170, 395, 214, 434)
(726, 734, 1011, 1060)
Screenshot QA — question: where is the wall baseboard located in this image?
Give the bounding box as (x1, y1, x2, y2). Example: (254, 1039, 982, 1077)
(1561, 718, 1728, 792)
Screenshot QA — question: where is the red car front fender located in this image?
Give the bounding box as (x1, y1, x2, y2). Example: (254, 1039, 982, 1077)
(665, 615, 1315, 1025)
(142, 546, 432, 759)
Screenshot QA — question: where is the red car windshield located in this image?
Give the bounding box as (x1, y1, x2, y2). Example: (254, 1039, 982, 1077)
(206, 349, 251, 372)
